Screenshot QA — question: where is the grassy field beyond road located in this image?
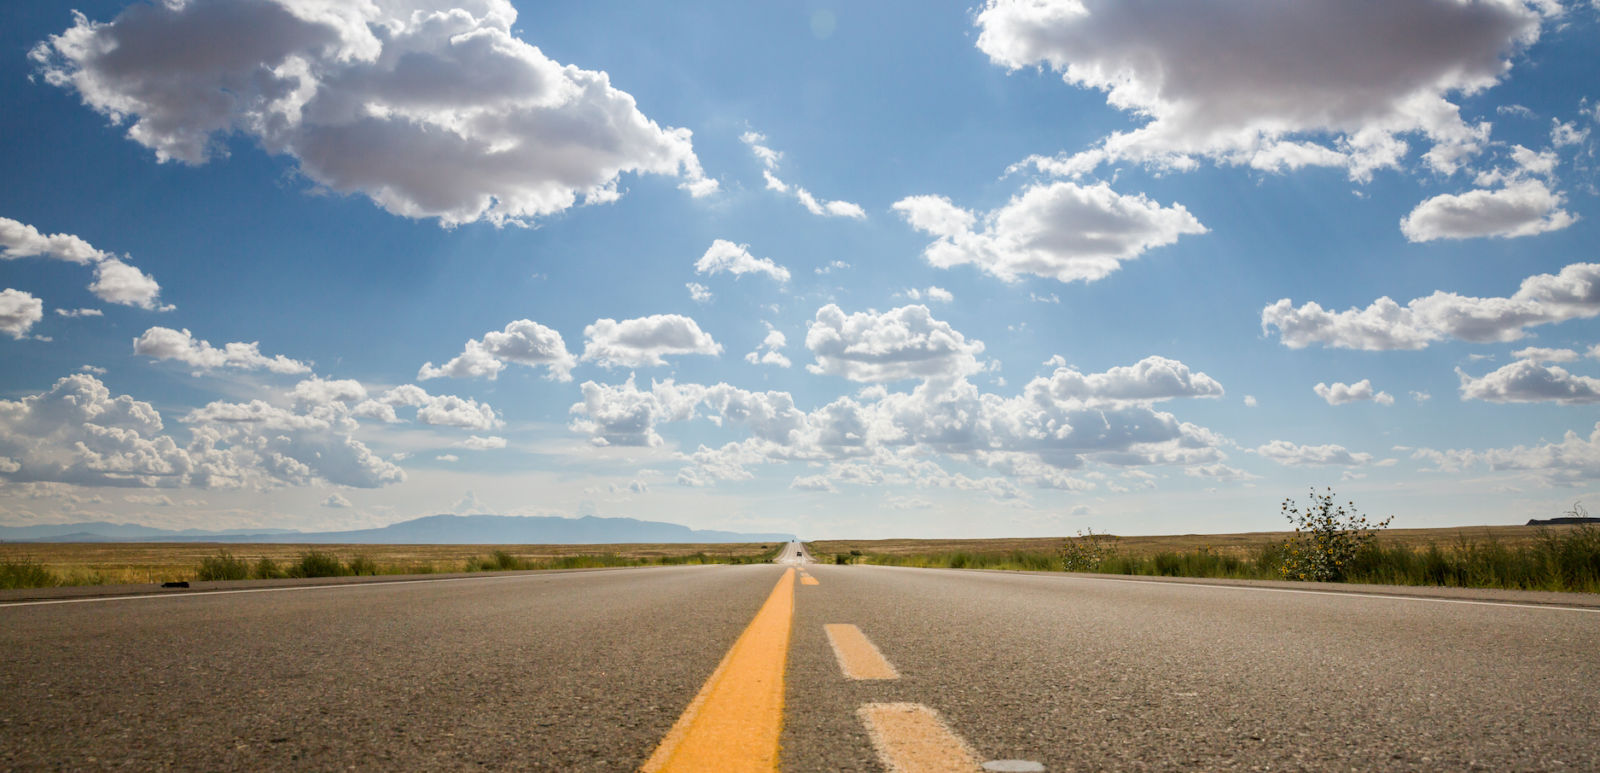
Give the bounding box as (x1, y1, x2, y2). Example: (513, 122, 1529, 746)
(809, 524, 1600, 593)
(0, 542, 784, 589)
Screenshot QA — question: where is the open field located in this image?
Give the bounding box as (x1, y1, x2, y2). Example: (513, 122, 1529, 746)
(810, 524, 1572, 559)
(808, 523, 1600, 593)
(0, 541, 784, 587)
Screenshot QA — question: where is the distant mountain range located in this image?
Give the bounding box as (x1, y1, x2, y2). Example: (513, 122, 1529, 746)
(0, 514, 795, 545)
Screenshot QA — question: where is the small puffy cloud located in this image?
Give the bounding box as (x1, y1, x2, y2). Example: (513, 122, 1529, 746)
(1401, 181, 1576, 242)
(90, 258, 169, 310)
(581, 314, 722, 368)
(978, 0, 1544, 180)
(0, 217, 108, 263)
(1411, 390, 1432, 403)
(436, 454, 460, 463)
(695, 240, 790, 283)
(1034, 356, 1224, 405)
(1458, 360, 1600, 405)
(739, 132, 865, 219)
(321, 493, 353, 508)
(454, 435, 507, 450)
(1255, 440, 1372, 467)
(1314, 379, 1394, 406)
(134, 327, 311, 374)
(790, 474, 836, 492)
(901, 286, 954, 303)
(1243, 395, 1258, 407)
(419, 319, 575, 382)
(815, 260, 850, 276)
(894, 182, 1205, 284)
(378, 385, 501, 431)
(2, 217, 168, 310)
(745, 324, 791, 369)
(686, 282, 713, 304)
(34, 1, 713, 226)
(1263, 262, 1600, 350)
(805, 304, 986, 383)
(55, 308, 103, 318)
(0, 289, 45, 340)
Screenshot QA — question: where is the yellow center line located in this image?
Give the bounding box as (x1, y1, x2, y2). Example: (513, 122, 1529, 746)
(859, 703, 984, 773)
(823, 624, 899, 680)
(800, 575, 820, 586)
(641, 568, 795, 772)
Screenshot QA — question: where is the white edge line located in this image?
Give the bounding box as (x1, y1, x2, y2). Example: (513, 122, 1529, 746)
(875, 565, 1600, 614)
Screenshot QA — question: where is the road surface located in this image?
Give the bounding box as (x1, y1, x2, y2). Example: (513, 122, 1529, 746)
(3, 541, 1597, 770)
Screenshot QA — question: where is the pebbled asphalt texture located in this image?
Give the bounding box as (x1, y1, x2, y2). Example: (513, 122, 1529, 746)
(4, 554, 1598, 771)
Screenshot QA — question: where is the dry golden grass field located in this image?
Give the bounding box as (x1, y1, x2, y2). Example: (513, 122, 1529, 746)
(808, 524, 1575, 560)
(0, 541, 782, 585)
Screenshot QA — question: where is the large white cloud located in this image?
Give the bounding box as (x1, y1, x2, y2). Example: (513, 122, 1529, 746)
(569, 351, 1230, 492)
(581, 314, 722, 369)
(805, 304, 986, 383)
(134, 326, 311, 374)
(1401, 180, 1575, 242)
(419, 319, 575, 381)
(978, 0, 1546, 179)
(695, 240, 791, 283)
(1457, 359, 1600, 405)
(1263, 262, 1600, 350)
(0, 289, 45, 340)
(894, 181, 1205, 283)
(1, 217, 168, 310)
(740, 131, 865, 219)
(0, 373, 404, 489)
(33, 0, 715, 227)
(1314, 379, 1394, 406)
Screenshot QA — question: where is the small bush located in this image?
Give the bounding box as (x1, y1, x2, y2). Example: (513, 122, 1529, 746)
(834, 553, 850, 564)
(0, 558, 61, 589)
(1279, 487, 1391, 583)
(196, 550, 250, 581)
(346, 555, 377, 576)
(253, 557, 284, 579)
(289, 551, 347, 578)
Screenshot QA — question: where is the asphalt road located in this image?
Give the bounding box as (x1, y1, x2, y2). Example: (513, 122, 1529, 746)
(3, 544, 1598, 770)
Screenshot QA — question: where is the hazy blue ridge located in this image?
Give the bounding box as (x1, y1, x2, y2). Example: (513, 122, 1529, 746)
(1, 514, 796, 544)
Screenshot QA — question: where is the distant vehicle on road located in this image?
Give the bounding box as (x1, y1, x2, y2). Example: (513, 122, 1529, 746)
(796, 551, 803, 556)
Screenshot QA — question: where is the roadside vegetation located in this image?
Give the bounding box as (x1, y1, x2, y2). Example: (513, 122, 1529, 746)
(0, 542, 787, 590)
(816, 495, 1600, 594)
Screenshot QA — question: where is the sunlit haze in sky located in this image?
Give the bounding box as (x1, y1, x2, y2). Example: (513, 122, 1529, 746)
(3, 0, 1600, 538)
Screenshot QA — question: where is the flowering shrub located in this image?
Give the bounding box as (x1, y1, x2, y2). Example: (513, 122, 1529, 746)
(1279, 487, 1392, 583)
(1061, 528, 1119, 572)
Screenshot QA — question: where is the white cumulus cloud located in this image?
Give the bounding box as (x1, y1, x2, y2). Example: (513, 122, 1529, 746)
(1263, 262, 1600, 350)
(695, 240, 791, 283)
(419, 319, 575, 382)
(745, 324, 791, 369)
(1255, 440, 1372, 467)
(1401, 180, 1575, 242)
(582, 314, 723, 369)
(1314, 380, 1395, 406)
(33, 0, 715, 227)
(133, 327, 311, 374)
(894, 182, 1205, 284)
(1458, 360, 1600, 405)
(2, 217, 169, 310)
(805, 304, 986, 383)
(0, 289, 45, 340)
(978, 0, 1546, 180)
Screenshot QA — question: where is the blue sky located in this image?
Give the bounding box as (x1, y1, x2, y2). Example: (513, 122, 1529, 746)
(2, 0, 1599, 538)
